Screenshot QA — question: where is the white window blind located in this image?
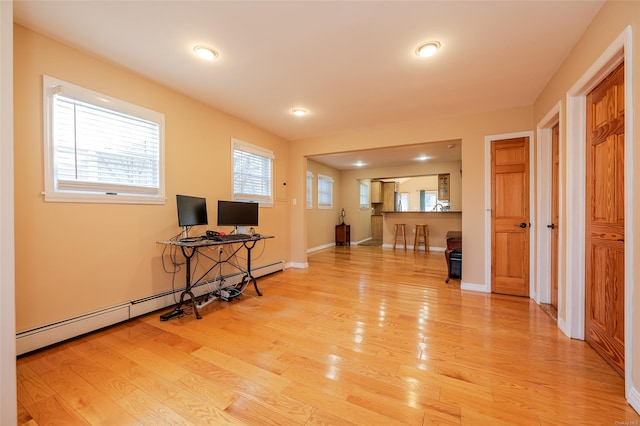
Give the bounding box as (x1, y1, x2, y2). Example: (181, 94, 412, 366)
(232, 138, 273, 203)
(359, 180, 370, 208)
(43, 75, 164, 203)
(317, 174, 333, 209)
(306, 171, 313, 209)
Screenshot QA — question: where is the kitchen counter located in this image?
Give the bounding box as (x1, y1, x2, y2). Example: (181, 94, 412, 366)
(382, 211, 462, 214)
(380, 211, 461, 250)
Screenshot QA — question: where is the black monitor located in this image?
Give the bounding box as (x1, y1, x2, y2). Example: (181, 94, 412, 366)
(217, 200, 258, 230)
(176, 194, 208, 228)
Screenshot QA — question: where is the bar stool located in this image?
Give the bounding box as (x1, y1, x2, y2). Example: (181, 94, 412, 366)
(393, 223, 407, 250)
(414, 224, 430, 253)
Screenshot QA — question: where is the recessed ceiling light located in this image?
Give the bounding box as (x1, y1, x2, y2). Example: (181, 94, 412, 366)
(354, 161, 367, 167)
(193, 45, 218, 61)
(416, 156, 431, 161)
(415, 41, 441, 58)
(291, 108, 308, 116)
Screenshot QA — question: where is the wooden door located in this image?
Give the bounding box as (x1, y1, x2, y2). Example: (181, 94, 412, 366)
(585, 62, 625, 376)
(550, 124, 559, 309)
(491, 137, 530, 296)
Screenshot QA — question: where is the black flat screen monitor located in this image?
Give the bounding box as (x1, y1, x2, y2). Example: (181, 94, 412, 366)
(176, 194, 208, 227)
(217, 200, 258, 227)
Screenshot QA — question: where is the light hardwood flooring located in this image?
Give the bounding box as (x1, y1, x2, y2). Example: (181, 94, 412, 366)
(17, 246, 640, 425)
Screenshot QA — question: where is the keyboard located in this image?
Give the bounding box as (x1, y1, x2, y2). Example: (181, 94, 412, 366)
(210, 234, 252, 242)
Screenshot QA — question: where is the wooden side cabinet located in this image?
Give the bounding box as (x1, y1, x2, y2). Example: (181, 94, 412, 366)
(335, 224, 351, 246)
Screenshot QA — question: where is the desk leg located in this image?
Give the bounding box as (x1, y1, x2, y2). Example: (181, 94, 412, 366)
(244, 242, 262, 296)
(160, 246, 202, 321)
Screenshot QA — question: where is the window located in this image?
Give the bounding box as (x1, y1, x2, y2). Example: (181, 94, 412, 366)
(317, 174, 333, 209)
(398, 192, 409, 212)
(43, 76, 164, 203)
(420, 190, 438, 211)
(359, 180, 370, 208)
(306, 171, 313, 209)
(232, 138, 274, 204)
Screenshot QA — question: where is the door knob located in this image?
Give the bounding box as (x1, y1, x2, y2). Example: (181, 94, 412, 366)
(519, 222, 527, 228)
(547, 224, 555, 230)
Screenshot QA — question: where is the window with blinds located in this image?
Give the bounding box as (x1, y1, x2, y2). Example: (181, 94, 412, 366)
(306, 171, 313, 209)
(317, 174, 333, 209)
(43, 75, 165, 204)
(232, 138, 274, 204)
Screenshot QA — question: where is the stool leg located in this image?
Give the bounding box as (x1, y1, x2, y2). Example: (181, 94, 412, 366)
(402, 225, 407, 250)
(393, 224, 398, 249)
(425, 225, 430, 253)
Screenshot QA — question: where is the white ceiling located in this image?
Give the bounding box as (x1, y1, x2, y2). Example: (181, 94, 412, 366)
(13, 0, 604, 169)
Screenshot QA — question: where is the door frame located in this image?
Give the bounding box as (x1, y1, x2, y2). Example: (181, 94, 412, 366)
(565, 26, 634, 397)
(484, 130, 535, 295)
(535, 103, 562, 309)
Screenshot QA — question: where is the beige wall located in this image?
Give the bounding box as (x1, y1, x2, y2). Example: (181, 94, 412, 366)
(305, 159, 342, 248)
(13, 25, 291, 331)
(532, 0, 640, 390)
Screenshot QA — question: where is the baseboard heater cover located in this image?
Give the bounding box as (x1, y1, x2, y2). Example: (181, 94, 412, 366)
(15, 261, 284, 356)
(16, 305, 131, 356)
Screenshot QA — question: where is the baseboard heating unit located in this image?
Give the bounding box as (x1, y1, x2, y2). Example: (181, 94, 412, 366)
(16, 261, 284, 356)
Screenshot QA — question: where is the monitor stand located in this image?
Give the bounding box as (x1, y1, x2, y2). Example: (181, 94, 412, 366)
(234, 226, 248, 235)
(181, 226, 189, 239)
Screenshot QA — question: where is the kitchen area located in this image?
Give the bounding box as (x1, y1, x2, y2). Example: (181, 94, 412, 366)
(369, 172, 462, 250)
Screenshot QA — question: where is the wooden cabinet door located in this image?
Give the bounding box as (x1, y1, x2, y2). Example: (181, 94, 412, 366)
(491, 137, 530, 296)
(370, 181, 382, 203)
(585, 62, 625, 376)
(382, 182, 395, 211)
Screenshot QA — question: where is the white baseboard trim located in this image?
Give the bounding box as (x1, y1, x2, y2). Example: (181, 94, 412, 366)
(627, 383, 640, 415)
(461, 281, 490, 292)
(307, 243, 335, 253)
(287, 261, 309, 269)
(15, 261, 284, 356)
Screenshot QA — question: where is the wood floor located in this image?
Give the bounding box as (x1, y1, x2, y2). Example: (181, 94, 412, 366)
(17, 246, 639, 425)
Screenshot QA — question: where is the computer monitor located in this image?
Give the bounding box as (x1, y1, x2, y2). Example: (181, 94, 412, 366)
(176, 194, 208, 237)
(217, 200, 258, 233)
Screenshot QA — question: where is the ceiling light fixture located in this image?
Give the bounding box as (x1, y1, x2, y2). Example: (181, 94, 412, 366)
(354, 161, 367, 167)
(416, 156, 430, 161)
(193, 45, 218, 61)
(291, 108, 308, 116)
(415, 41, 441, 58)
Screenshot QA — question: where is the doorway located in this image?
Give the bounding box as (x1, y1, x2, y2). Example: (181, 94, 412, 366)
(585, 62, 625, 376)
(484, 131, 534, 295)
(565, 27, 632, 390)
(490, 137, 530, 296)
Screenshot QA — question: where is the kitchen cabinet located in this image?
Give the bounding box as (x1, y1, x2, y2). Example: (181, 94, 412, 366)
(438, 173, 450, 201)
(370, 181, 382, 203)
(371, 215, 383, 240)
(382, 182, 396, 211)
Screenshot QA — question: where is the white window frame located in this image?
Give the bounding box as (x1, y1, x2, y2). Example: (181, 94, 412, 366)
(306, 171, 313, 209)
(398, 192, 409, 212)
(317, 174, 333, 209)
(42, 76, 165, 204)
(359, 180, 370, 209)
(231, 138, 274, 205)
